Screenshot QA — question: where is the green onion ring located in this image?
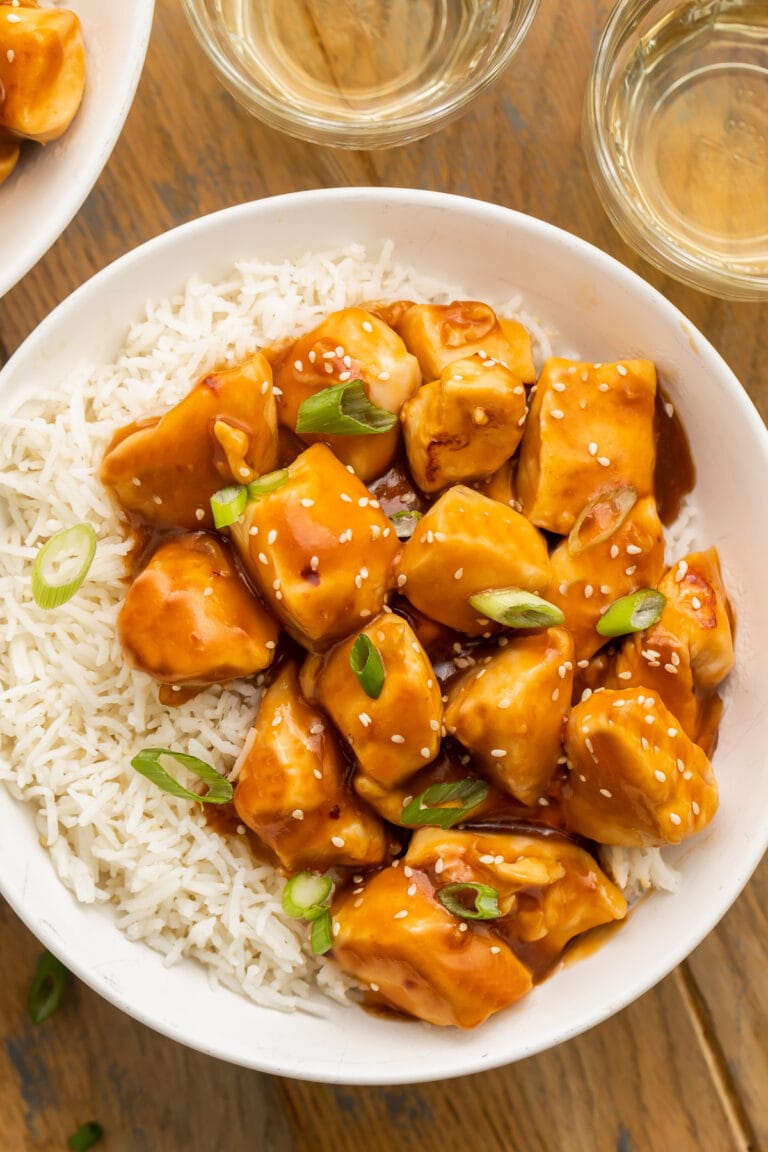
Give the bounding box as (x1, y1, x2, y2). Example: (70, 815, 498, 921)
(31, 523, 97, 610)
(596, 588, 667, 637)
(282, 872, 334, 921)
(67, 1122, 104, 1151)
(210, 484, 248, 529)
(310, 909, 334, 955)
(247, 468, 289, 498)
(28, 950, 68, 1025)
(469, 588, 565, 629)
(349, 634, 386, 699)
(568, 486, 638, 556)
(296, 380, 397, 436)
(437, 882, 502, 921)
(401, 779, 489, 829)
(390, 509, 423, 540)
(130, 748, 233, 805)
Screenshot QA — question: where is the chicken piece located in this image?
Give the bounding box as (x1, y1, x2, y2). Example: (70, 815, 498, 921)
(100, 354, 279, 530)
(610, 624, 701, 740)
(444, 629, 574, 805)
(273, 307, 420, 482)
(234, 663, 390, 872)
(562, 688, 718, 846)
(401, 355, 527, 494)
(549, 491, 666, 663)
(393, 301, 536, 384)
(0, 5, 85, 143)
(230, 444, 399, 651)
(331, 864, 533, 1028)
(300, 612, 442, 789)
(478, 458, 518, 508)
(405, 827, 626, 971)
(395, 485, 551, 635)
(517, 359, 657, 534)
(657, 549, 735, 691)
(0, 129, 20, 185)
(118, 533, 279, 688)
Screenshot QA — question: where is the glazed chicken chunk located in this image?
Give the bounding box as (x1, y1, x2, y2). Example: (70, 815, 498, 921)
(517, 359, 657, 534)
(395, 485, 552, 634)
(549, 490, 666, 662)
(118, 533, 278, 689)
(444, 628, 574, 805)
(352, 750, 504, 828)
(234, 663, 390, 872)
(0, 3, 85, 143)
(401, 354, 527, 493)
(331, 863, 533, 1028)
(229, 443, 399, 651)
(405, 828, 627, 969)
(101, 353, 279, 529)
(657, 549, 735, 691)
(393, 301, 536, 384)
(300, 611, 443, 789)
(273, 306, 420, 482)
(562, 688, 718, 845)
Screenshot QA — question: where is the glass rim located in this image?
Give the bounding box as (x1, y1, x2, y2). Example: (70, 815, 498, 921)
(182, 0, 541, 149)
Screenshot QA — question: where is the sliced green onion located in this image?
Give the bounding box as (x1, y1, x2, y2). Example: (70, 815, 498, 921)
(296, 380, 397, 436)
(247, 468, 289, 498)
(210, 484, 247, 529)
(28, 950, 68, 1025)
(130, 748, 233, 804)
(390, 508, 423, 541)
(67, 1122, 104, 1151)
(31, 523, 97, 610)
(401, 779, 489, 830)
(469, 588, 565, 629)
(282, 871, 334, 921)
(437, 882, 502, 921)
(568, 486, 638, 556)
(349, 634, 385, 699)
(310, 908, 334, 955)
(596, 588, 666, 637)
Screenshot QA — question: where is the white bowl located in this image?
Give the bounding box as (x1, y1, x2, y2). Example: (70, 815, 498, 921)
(0, 0, 155, 299)
(1, 189, 766, 1084)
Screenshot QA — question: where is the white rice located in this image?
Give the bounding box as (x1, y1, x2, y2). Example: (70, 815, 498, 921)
(0, 243, 688, 1011)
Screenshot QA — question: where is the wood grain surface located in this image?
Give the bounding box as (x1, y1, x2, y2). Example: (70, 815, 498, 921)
(0, 1, 766, 1149)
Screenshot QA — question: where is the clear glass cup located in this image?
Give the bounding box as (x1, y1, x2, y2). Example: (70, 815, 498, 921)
(182, 0, 539, 149)
(584, 0, 768, 301)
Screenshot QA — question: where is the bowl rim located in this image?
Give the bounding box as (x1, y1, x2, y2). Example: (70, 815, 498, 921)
(583, 0, 768, 302)
(0, 0, 156, 300)
(180, 0, 541, 148)
(1, 187, 767, 1083)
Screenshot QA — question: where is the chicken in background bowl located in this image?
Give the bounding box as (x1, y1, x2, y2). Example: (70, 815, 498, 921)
(0, 190, 765, 1083)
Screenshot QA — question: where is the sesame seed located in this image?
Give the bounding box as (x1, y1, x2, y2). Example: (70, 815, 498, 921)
(359, 712, 371, 727)
(391, 734, 405, 744)
(338, 371, 351, 382)
(300, 497, 315, 508)
(358, 496, 369, 508)
(310, 555, 319, 571)
(577, 659, 590, 669)
(674, 560, 688, 582)
(490, 946, 501, 955)
(353, 897, 364, 908)
(600, 584, 611, 595)
(616, 363, 628, 376)
(195, 508, 205, 521)
(626, 544, 642, 555)
(292, 809, 304, 820)
(267, 529, 277, 545)
(669, 812, 682, 826)
(644, 714, 654, 725)
(667, 727, 678, 737)
(203, 587, 214, 598)
(625, 565, 637, 576)
(691, 596, 702, 610)
(552, 688, 560, 702)
(618, 670, 632, 680)
(664, 663, 678, 674)
(585, 738, 594, 754)
(671, 652, 680, 666)
(588, 442, 598, 456)
(676, 757, 685, 773)
(152, 495, 163, 505)
(6, 48, 14, 62)
(6, 12, 21, 22)
(275, 590, 283, 600)
(370, 525, 381, 541)
(579, 687, 591, 701)
(420, 747, 431, 759)
(654, 770, 666, 782)
(378, 371, 390, 382)
(313, 768, 323, 779)
(258, 552, 268, 565)
(598, 382, 610, 392)
(359, 609, 372, 618)
(550, 409, 565, 420)
(584, 584, 594, 599)
(458, 923, 468, 933)
(597, 456, 611, 467)
(610, 544, 620, 559)
(331, 836, 345, 848)
(340, 493, 352, 503)
(435, 858, 444, 874)
(599, 788, 613, 798)
(538, 797, 550, 807)
(265, 640, 276, 650)
(394, 910, 408, 919)
(479, 854, 495, 864)
(308, 350, 317, 363)
(407, 883, 418, 897)
(641, 736, 649, 749)
(559, 581, 569, 596)
(403, 865, 413, 878)
(362, 320, 373, 333)
(249, 525, 258, 536)
(397, 573, 407, 587)
(491, 748, 507, 758)
(429, 719, 440, 732)
(552, 381, 566, 392)
(692, 801, 700, 816)
(261, 380, 269, 394)
(612, 699, 627, 707)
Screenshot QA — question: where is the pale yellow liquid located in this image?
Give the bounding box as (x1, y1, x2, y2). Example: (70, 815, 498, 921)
(218, 0, 513, 122)
(611, 0, 768, 272)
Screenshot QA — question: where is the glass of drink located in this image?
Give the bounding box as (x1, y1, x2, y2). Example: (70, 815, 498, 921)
(584, 0, 768, 300)
(182, 0, 540, 149)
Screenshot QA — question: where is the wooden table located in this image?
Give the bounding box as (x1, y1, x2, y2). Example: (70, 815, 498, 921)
(1, 2, 765, 1149)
